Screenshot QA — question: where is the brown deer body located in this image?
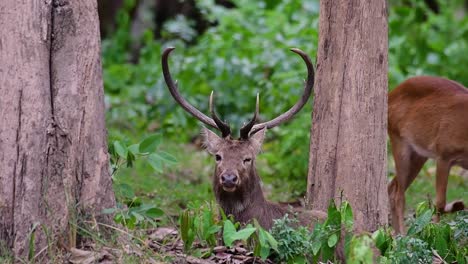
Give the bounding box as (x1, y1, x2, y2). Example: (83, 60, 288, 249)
(162, 47, 326, 229)
(388, 76, 467, 234)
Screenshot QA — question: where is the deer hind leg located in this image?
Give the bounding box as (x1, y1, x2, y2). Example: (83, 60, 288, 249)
(389, 137, 427, 234)
(444, 166, 467, 214)
(433, 159, 463, 221)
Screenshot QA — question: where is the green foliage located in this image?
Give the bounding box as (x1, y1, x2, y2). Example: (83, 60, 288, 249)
(109, 133, 177, 176)
(270, 215, 312, 263)
(384, 236, 433, 264)
(389, 0, 468, 88)
(269, 200, 349, 263)
(376, 205, 468, 264)
(175, 200, 467, 263)
(179, 209, 197, 252)
(222, 220, 257, 247)
(346, 235, 374, 264)
(252, 219, 279, 260)
(194, 204, 221, 247)
(104, 134, 178, 229)
(176, 204, 278, 260)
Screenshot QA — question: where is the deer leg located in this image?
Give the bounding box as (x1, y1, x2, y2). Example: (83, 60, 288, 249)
(434, 159, 451, 221)
(389, 137, 427, 233)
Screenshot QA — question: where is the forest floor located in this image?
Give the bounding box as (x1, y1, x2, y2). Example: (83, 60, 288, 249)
(107, 142, 467, 262)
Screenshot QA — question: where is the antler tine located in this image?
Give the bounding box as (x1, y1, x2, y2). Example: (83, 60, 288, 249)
(161, 47, 218, 129)
(239, 93, 259, 139)
(249, 48, 315, 135)
(209, 91, 231, 138)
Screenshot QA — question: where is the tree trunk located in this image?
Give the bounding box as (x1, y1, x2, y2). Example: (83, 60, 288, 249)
(0, 0, 115, 259)
(306, 0, 389, 231)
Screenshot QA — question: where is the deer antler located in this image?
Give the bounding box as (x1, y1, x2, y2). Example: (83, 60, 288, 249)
(210, 92, 231, 137)
(239, 93, 259, 139)
(248, 48, 315, 136)
(162, 47, 231, 136)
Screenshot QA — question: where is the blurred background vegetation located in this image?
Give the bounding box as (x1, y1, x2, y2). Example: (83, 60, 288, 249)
(100, 0, 468, 219)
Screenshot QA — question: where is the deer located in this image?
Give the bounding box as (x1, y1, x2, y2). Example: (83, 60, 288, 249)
(161, 47, 327, 229)
(388, 76, 467, 234)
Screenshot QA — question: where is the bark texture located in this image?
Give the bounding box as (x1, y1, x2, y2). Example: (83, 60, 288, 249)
(306, 0, 389, 231)
(0, 0, 115, 258)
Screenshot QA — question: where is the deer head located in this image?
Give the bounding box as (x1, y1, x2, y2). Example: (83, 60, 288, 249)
(161, 47, 314, 216)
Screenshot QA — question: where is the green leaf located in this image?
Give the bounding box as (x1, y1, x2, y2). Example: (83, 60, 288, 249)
(223, 220, 256, 247)
(325, 200, 341, 228)
(139, 134, 161, 153)
(415, 201, 432, 217)
(223, 220, 237, 247)
(407, 209, 433, 236)
(128, 143, 140, 155)
(289, 255, 306, 264)
(180, 210, 196, 252)
(311, 240, 321, 256)
(145, 207, 164, 218)
(328, 233, 338, 247)
(341, 201, 354, 230)
(126, 151, 135, 168)
(147, 153, 163, 173)
(114, 141, 128, 159)
(157, 151, 178, 164)
(372, 229, 391, 256)
(264, 229, 278, 251)
(131, 211, 145, 222)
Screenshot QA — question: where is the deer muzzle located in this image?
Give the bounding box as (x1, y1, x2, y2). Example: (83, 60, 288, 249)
(221, 173, 238, 192)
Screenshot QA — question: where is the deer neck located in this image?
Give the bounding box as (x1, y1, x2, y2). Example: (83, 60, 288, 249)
(214, 166, 267, 218)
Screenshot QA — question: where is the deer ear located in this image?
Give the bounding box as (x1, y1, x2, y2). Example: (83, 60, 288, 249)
(201, 127, 223, 154)
(250, 126, 266, 154)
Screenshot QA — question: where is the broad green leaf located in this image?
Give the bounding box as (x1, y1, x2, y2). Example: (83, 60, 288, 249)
(289, 255, 306, 264)
(341, 201, 354, 230)
(126, 151, 135, 168)
(145, 207, 164, 218)
(139, 134, 161, 153)
(131, 211, 145, 221)
(223, 220, 256, 247)
(128, 143, 140, 155)
(147, 153, 163, 173)
(372, 229, 391, 255)
(407, 209, 433, 236)
(207, 225, 221, 234)
(157, 151, 178, 164)
(260, 246, 270, 260)
(311, 240, 321, 256)
(264, 230, 278, 251)
(326, 200, 341, 228)
(223, 220, 237, 247)
(114, 141, 128, 158)
(328, 233, 338, 247)
(415, 201, 431, 217)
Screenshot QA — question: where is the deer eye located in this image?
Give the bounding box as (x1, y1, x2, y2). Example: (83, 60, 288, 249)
(215, 154, 222, 161)
(243, 158, 252, 164)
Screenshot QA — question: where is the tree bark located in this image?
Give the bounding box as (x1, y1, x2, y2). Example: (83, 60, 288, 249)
(0, 0, 115, 259)
(306, 0, 389, 231)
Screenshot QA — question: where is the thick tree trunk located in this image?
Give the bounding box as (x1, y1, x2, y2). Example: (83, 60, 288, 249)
(0, 0, 115, 259)
(306, 0, 389, 231)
